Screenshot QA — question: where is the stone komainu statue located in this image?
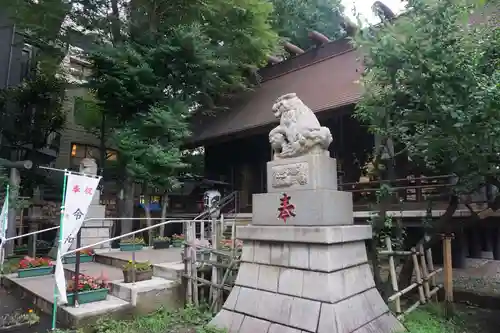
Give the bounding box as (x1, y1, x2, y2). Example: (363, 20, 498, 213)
(79, 158, 98, 175)
(269, 93, 333, 160)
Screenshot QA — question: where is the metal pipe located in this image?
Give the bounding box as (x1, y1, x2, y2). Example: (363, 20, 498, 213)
(65, 219, 237, 256)
(4, 226, 60, 241)
(74, 229, 82, 307)
(2, 217, 205, 242)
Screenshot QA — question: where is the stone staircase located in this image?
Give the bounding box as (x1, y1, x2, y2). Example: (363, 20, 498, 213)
(1, 248, 185, 328)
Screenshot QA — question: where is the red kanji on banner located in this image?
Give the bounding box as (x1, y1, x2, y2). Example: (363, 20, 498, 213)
(72, 185, 80, 193)
(84, 187, 93, 195)
(277, 193, 295, 223)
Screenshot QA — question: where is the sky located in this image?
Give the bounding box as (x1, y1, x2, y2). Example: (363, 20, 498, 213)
(342, 0, 408, 25)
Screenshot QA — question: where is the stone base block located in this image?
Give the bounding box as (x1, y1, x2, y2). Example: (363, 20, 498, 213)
(109, 277, 183, 313)
(237, 225, 371, 244)
(153, 262, 184, 281)
(210, 225, 405, 333)
(252, 189, 352, 226)
(211, 287, 405, 333)
(266, 154, 338, 193)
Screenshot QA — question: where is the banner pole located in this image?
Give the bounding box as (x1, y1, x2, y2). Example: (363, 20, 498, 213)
(0, 184, 10, 275)
(52, 171, 68, 331)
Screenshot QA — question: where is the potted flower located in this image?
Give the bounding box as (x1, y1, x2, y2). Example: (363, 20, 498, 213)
(63, 248, 95, 264)
(119, 237, 145, 251)
(220, 239, 243, 251)
(17, 256, 54, 278)
(171, 234, 184, 248)
(66, 273, 109, 305)
(122, 260, 153, 283)
(0, 309, 39, 332)
(153, 236, 171, 249)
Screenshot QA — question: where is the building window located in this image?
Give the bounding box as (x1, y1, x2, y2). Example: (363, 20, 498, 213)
(20, 46, 33, 81)
(70, 143, 118, 170)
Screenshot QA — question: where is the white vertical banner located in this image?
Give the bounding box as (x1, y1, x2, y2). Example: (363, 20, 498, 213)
(0, 191, 9, 273)
(54, 172, 101, 304)
(0, 197, 8, 241)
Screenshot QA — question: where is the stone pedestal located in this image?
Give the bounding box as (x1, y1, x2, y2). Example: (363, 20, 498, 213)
(70, 190, 111, 250)
(210, 154, 405, 333)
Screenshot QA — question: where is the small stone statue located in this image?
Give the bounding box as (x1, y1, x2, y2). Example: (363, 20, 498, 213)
(269, 93, 333, 160)
(79, 158, 98, 175)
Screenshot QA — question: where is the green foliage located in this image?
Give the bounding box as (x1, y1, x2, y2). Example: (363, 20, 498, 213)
(88, 0, 280, 191)
(0, 0, 71, 59)
(354, 0, 500, 194)
(268, 0, 345, 49)
(122, 260, 152, 272)
(404, 304, 465, 333)
(0, 65, 66, 150)
(91, 305, 226, 333)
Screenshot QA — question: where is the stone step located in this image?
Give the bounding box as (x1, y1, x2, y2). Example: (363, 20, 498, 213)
(152, 262, 184, 281)
(94, 248, 182, 269)
(63, 262, 124, 281)
(1, 273, 131, 328)
(109, 277, 183, 314)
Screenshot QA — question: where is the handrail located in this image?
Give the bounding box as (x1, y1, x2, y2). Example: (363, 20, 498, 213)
(3, 226, 60, 242)
(65, 218, 230, 256)
(340, 174, 455, 188)
(2, 217, 191, 243)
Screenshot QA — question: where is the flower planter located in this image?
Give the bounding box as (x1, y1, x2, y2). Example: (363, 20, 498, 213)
(67, 288, 109, 305)
(63, 254, 94, 264)
(172, 240, 183, 248)
(0, 322, 31, 332)
(122, 269, 153, 283)
(17, 266, 53, 278)
(153, 240, 171, 249)
(119, 243, 145, 251)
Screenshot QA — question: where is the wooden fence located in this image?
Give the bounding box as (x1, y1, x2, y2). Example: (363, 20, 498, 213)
(183, 216, 241, 312)
(380, 237, 443, 319)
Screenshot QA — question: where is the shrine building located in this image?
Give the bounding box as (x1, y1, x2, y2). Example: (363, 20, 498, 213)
(188, 5, 500, 267)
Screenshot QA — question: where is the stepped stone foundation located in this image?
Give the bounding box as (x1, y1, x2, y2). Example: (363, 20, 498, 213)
(210, 153, 405, 333)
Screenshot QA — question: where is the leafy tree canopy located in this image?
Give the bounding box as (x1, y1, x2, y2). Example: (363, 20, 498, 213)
(86, 0, 279, 189)
(268, 0, 345, 49)
(354, 0, 499, 195)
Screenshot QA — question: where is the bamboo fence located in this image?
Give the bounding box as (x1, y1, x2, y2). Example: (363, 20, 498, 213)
(380, 237, 443, 320)
(183, 215, 242, 311)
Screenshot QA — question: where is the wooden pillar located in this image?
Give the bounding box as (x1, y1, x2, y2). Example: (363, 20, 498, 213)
(442, 233, 455, 317)
(493, 227, 500, 260)
(452, 228, 467, 269)
(484, 228, 494, 252)
(469, 229, 482, 258)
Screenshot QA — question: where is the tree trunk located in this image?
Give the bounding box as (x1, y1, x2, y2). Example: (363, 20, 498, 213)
(120, 176, 135, 235)
(367, 238, 387, 299)
(144, 197, 152, 246)
(159, 194, 168, 237)
(110, 0, 122, 44)
(5, 168, 20, 256)
(397, 195, 459, 288)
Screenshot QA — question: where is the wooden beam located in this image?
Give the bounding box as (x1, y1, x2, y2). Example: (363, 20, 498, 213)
(283, 42, 305, 55)
(308, 31, 331, 44)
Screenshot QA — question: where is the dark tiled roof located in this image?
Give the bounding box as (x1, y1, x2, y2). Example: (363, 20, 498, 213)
(191, 42, 363, 144)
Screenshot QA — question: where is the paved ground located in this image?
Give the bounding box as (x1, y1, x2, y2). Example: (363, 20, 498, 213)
(0, 287, 53, 332)
(457, 304, 500, 333)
